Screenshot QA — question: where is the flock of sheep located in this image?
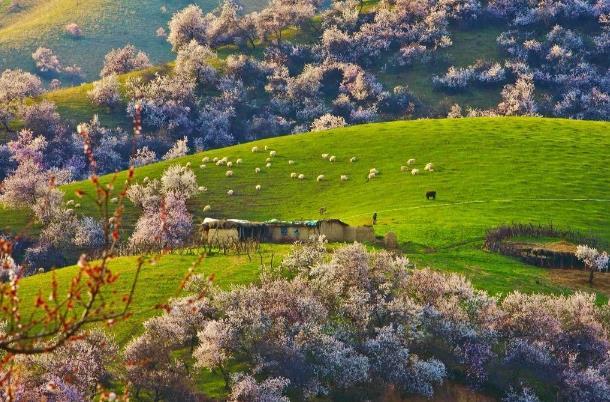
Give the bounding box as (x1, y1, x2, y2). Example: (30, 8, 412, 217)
(194, 144, 436, 213)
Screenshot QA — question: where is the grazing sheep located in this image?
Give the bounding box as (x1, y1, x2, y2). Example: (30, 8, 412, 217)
(213, 157, 219, 162)
(368, 172, 376, 180)
(288, 160, 295, 165)
(66, 200, 74, 206)
(227, 161, 233, 168)
(290, 172, 298, 178)
(203, 205, 212, 212)
(185, 162, 191, 167)
(255, 167, 261, 173)
(298, 174, 305, 180)
(264, 145, 269, 151)
(426, 191, 436, 200)
(407, 158, 416, 165)
(400, 165, 407, 172)
(143, 177, 149, 182)
(255, 184, 261, 191)
(270, 150, 277, 157)
(110, 197, 118, 203)
(424, 162, 434, 172)
(340, 175, 349, 181)
(266, 157, 271, 163)
(350, 156, 357, 163)
(199, 164, 206, 169)
(411, 168, 420, 175)
(216, 160, 225, 166)
(202, 156, 210, 163)
(236, 158, 243, 164)
(317, 175, 325, 182)
(266, 162, 272, 168)
(251, 146, 259, 153)
(227, 189, 234, 196)
(198, 186, 207, 192)
(321, 153, 329, 159)
(226, 170, 234, 177)
(329, 155, 336, 162)
(369, 168, 379, 175)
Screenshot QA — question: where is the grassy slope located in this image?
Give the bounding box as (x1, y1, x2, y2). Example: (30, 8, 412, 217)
(7, 117, 610, 298)
(17, 246, 290, 345)
(0, 0, 266, 82)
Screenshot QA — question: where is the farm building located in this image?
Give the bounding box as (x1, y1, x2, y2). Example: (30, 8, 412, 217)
(200, 218, 375, 244)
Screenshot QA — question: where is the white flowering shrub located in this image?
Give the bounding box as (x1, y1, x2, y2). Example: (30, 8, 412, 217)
(162, 137, 189, 160)
(100, 44, 151, 77)
(87, 74, 120, 106)
(311, 114, 346, 131)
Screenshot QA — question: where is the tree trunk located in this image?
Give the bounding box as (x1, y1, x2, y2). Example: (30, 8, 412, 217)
(589, 267, 595, 285)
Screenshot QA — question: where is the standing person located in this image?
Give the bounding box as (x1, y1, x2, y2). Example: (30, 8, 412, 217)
(372, 212, 377, 225)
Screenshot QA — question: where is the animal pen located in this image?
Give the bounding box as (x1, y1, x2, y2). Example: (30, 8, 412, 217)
(200, 218, 375, 246)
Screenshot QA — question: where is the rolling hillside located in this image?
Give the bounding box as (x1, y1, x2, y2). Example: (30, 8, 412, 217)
(6, 117, 610, 297)
(0, 0, 267, 82)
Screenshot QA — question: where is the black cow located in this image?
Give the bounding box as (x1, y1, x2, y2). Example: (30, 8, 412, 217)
(426, 191, 436, 200)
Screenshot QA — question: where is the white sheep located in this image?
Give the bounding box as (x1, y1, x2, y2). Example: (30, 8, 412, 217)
(270, 150, 277, 157)
(368, 172, 376, 180)
(317, 175, 325, 182)
(350, 156, 357, 163)
(255, 184, 261, 191)
(266, 157, 272, 163)
(66, 200, 74, 206)
(198, 186, 207, 192)
(424, 162, 434, 172)
(200, 164, 206, 169)
(251, 146, 259, 153)
(110, 197, 118, 203)
(212, 157, 219, 162)
(400, 165, 408, 172)
(329, 155, 336, 162)
(255, 167, 261, 173)
(216, 160, 225, 166)
(340, 175, 349, 181)
(288, 160, 295, 165)
(411, 168, 420, 176)
(369, 168, 379, 175)
(203, 205, 212, 212)
(266, 162, 272, 168)
(321, 153, 329, 159)
(290, 172, 298, 178)
(143, 177, 149, 182)
(202, 156, 210, 163)
(264, 145, 269, 151)
(407, 158, 416, 165)
(226, 170, 234, 177)
(236, 158, 243, 164)
(227, 161, 233, 168)
(227, 189, 234, 196)
(298, 174, 305, 180)
(185, 162, 191, 167)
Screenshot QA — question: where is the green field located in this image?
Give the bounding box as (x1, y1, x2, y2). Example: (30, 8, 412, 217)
(0, 0, 266, 82)
(17, 246, 290, 344)
(7, 117, 610, 299)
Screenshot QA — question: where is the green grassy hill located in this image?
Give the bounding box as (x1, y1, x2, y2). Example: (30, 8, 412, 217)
(7, 117, 610, 298)
(0, 0, 266, 82)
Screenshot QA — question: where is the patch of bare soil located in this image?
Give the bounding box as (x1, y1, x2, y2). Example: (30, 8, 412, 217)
(507, 240, 577, 254)
(548, 269, 610, 295)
